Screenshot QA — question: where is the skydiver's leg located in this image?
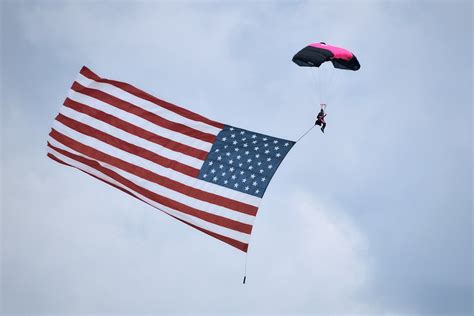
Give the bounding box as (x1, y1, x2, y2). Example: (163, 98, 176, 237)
(321, 122, 326, 133)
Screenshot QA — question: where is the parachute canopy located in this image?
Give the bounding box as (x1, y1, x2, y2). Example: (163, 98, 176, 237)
(292, 42, 360, 71)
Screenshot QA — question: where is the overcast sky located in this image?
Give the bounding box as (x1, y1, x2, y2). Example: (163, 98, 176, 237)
(1, 1, 472, 315)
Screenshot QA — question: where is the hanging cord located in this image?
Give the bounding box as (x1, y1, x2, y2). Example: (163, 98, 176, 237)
(242, 253, 248, 284)
(295, 124, 316, 143)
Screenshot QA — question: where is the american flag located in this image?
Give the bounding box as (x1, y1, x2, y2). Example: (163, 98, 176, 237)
(47, 66, 295, 252)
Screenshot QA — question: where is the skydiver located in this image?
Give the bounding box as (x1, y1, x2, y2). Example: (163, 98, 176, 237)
(314, 104, 327, 133)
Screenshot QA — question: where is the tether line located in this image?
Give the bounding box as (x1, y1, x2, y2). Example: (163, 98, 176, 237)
(295, 125, 316, 143)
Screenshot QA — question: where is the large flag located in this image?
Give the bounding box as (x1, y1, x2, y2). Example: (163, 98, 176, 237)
(47, 67, 295, 252)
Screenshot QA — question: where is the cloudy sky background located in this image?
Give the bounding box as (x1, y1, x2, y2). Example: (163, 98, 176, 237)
(1, 1, 472, 315)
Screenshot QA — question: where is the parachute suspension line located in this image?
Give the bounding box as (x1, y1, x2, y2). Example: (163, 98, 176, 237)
(319, 68, 324, 106)
(325, 65, 337, 104)
(317, 69, 321, 105)
(295, 125, 316, 143)
(311, 70, 322, 112)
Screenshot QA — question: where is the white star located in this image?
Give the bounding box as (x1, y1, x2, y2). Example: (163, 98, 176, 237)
(224, 145, 228, 149)
(209, 161, 214, 166)
(276, 153, 281, 157)
(229, 159, 234, 164)
(229, 167, 235, 172)
(217, 156, 222, 161)
(234, 183, 239, 188)
(242, 178, 247, 183)
(240, 170, 244, 175)
(231, 134, 236, 138)
(265, 150, 270, 154)
(257, 162, 261, 166)
(234, 148, 239, 152)
(267, 157, 271, 161)
(213, 176, 218, 182)
(239, 163, 243, 167)
(268, 165, 273, 169)
(226, 152, 231, 156)
(251, 134, 257, 138)
(224, 180, 228, 184)
(242, 137, 247, 141)
(252, 140, 257, 144)
(273, 140, 278, 144)
(222, 137, 227, 142)
(252, 181, 257, 186)
(243, 143, 248, 147)
(250, 174, 255, 179)
(248, 166, 253, 170)
(221, 172, 226, 176)
(215, 149, 220, 152)
(232, 141, 237, 145)
(254, 147, 259, 151)
(240, 131, 245, 135)
(284, 142, 289, 146)
(211, 169, 216, 174)
(203, 174, 207, 178)
(260, 169, 264, 173)
(237, 155, 241, 159)
(255, 154, 260, 158)
(261, 177, 266, 182)
(229, 127, 234, 131)
(263, 137, 267, 141)
(219, 164, 224, 169)
(264, 143, 268, 147)
(231, 175, 236, 180)
(256, 189, 260, 194)
(245, 186, 250, 191)
(275, 146, 279, 151)
(247, 158, 252, 163)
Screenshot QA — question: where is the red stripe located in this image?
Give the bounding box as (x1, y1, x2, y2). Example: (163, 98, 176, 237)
(63, 97, 208, 160)
(54, 113, 200, 178)
(71, 81, 217, 143)
(79, 66, 101, 81)
(47, 142, 252, 234)
(47, 152, 69, 166)
(172, 216, 248, 252)
(47, 152, 137, 198)
(48, 151, 247, 252)
(80, 66, 225, 130)
(49, 128, 258, 216)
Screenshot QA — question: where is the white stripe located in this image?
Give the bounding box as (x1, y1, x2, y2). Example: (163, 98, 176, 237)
(59, 106, 205, 170)
(67, 89, 214, 152)
(47, 146, 250, 244)
(48, 137, 255, 226)
(52, 119, 261, 208)
(75, 73, 222, 136)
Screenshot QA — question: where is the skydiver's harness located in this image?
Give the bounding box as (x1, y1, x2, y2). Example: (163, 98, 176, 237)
(315, 112, 326, 125)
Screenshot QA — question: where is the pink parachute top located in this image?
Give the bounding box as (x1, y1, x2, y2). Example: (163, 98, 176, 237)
(309, 42, 354, 61)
